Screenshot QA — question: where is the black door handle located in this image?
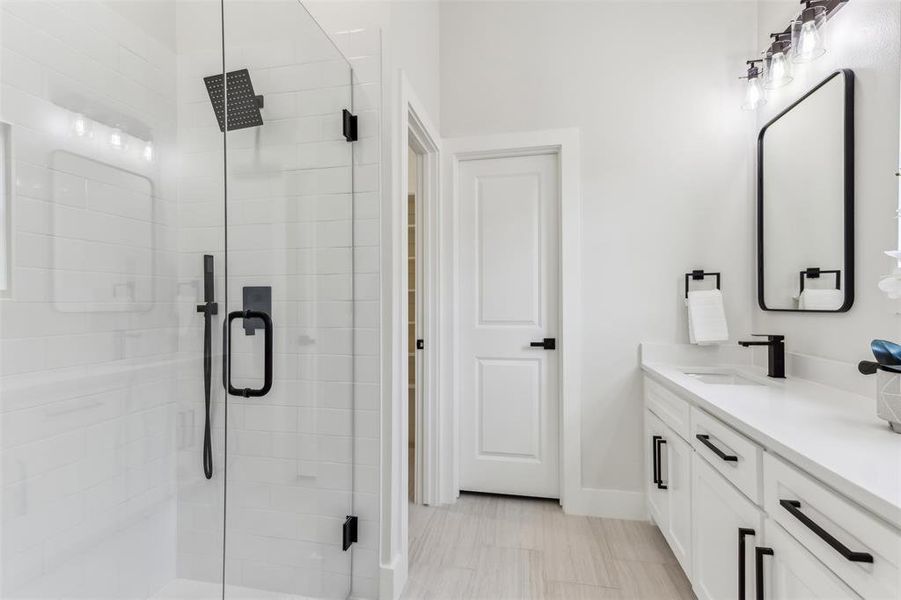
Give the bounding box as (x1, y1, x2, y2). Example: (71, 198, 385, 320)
(529, 338, 556, 350)
(223, 309, 273, 398)
(651, 435, 661, 485)
(738, 528, 756, 600)
(755, 546, 773, 600)
(779, 499, 874, 563)
(654, 436, 668, 490)
(696, 434, 739, 462)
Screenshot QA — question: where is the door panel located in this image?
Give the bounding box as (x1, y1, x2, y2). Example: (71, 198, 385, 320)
(221, 1, 356, 598)
(692, 452, 764, 600)
(477, 174, 541, 325)
(477, 358, 541, 457)
(459, 153, 559, 499)
(665, 431, 693, 574)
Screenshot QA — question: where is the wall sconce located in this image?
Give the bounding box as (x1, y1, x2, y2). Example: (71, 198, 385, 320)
(792, 0, 828, 63)
(738, 0, 845, 109)
(764, 34, 793, 89)
(740, 60, 766, 111)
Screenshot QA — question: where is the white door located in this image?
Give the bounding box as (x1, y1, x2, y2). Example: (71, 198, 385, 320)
(692, 453, 764, 600)
(458, 153, 560, 498)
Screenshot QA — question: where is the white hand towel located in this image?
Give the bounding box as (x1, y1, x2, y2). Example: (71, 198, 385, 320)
(798, 288, 843, 311)
(686, 289, 729, 345)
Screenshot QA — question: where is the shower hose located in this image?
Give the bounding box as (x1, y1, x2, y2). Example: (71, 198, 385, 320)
(201, 304, 214, 480)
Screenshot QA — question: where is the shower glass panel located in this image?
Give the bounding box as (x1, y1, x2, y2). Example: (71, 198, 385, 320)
(0, 0, 224, 597)
(0, 0, 360, 598)
(221, 1, 356, 598)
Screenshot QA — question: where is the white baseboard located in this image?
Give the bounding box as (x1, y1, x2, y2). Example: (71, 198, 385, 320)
(563, 487, 648, 520)
(379, 552, 407, 600)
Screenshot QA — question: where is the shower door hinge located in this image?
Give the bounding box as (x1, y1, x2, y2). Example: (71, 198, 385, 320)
(342, 109, 358, 142)
(342, 515, 359, 551)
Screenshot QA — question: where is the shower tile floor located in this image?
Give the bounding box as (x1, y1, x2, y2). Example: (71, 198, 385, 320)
(402, 492, 696, 600)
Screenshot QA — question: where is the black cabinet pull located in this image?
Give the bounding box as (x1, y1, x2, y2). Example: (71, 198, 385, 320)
(738, 528, 755, 600)
(529, 338, 556, 350)
(755, 546, 773, 600)
(779, 499, 874, 563)
(655, 437, 668, 490)
(223, 309, 273, 398)
(651, 435, 661, 485)
(696, 433, 739, 462)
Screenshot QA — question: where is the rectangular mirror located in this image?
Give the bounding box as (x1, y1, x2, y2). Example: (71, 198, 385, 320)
(758, 69, 854, 312)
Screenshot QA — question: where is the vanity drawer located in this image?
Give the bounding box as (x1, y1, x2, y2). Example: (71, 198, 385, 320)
(763, 453, 900, 599)
(691, 407, 761, 504)
(644, 377, 691, 441)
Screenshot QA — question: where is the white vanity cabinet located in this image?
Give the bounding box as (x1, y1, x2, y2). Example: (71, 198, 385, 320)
(642, 373, 901, 600)
(691, 453, 764, 600)
(645, 408, 693, 574)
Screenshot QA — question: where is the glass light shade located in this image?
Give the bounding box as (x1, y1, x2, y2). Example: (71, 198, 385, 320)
(764, 49, 793, 89)
(791, 5, 827, 63)
(109, 128, 124, 150)
(742, 76, 766, 111)
(71, 113, 91, 137)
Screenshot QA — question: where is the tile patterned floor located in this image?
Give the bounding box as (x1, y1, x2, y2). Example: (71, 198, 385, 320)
(402, 493, 696, 600)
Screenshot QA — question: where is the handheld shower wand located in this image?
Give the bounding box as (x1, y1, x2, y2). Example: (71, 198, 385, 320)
(196, 255, 218, 479)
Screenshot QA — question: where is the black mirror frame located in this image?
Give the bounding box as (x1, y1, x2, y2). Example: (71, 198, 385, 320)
(757, 69, 854, 313)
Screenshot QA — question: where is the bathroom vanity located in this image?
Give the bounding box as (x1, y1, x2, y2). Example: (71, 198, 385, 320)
(641, 344, 901, 599)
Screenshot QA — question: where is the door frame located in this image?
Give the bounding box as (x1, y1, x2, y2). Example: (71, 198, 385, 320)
(383, 69, 441, 600)
(440, 129, 582, 511)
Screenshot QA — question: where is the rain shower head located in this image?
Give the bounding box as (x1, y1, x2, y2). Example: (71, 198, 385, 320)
(203, 68, 264, 132)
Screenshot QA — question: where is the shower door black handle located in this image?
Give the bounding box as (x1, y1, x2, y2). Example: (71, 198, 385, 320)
(224, 310, 273, 398)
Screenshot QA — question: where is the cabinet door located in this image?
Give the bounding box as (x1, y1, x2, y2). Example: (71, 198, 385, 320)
(692, 453, 764, 600)
(759, 520, 860, 600)
(662, 428, 692, 575)
(645, 410, 668, 528)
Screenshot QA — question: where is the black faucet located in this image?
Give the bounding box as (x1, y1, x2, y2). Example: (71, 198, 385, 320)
(738, 334, 785, 379)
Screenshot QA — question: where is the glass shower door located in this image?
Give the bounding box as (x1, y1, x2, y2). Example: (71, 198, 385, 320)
(221, 1, 356, 597)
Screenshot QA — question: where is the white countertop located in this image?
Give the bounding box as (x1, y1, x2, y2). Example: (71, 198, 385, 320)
(641, 349, 901, 529)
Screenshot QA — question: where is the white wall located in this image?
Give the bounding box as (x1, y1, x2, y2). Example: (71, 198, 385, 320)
(753, 1, 901, 364)
(440, 1, 758, 505)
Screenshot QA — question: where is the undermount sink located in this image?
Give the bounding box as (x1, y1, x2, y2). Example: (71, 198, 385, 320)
(681, 371, 763, 386)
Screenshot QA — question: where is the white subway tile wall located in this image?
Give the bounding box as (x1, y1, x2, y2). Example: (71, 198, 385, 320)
(0, 0, 381, 599)
(0, 0, 181, 597)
